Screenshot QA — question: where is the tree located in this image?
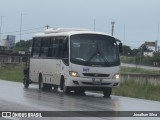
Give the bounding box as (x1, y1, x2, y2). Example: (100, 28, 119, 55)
(139, 43, 152, 52)
(122, 45, 132, 56)
(14, 39, 32, 51)
(132, 48, 139, 56)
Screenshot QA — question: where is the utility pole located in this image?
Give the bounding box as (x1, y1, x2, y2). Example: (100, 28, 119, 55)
(0, 16, 5, 44)
(46, 25, 50, 29)
(123, 24, 125, 55)
(155, 40, 158, 51)
(156, 24, 159, 51)
(93, 19, 95, 31)
(20, 13, 26, 41)
(111, 21, 115, 36)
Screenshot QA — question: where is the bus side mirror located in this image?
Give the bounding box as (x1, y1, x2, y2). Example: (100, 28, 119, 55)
(119, 43, 123, 53)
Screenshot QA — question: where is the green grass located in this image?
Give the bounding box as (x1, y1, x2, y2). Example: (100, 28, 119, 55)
(121, 66, 160, 74)
(0, 64, 25, 82)
(112, 80, 160, 101)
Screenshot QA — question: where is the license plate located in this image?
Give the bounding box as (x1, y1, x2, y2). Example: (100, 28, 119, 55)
(92, 78, 102, 85)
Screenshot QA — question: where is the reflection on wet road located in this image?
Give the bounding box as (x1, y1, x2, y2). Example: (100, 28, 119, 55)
(0, 80, 160, 120)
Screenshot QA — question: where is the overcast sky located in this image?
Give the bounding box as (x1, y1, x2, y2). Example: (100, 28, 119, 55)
(0, 0, 160, 48)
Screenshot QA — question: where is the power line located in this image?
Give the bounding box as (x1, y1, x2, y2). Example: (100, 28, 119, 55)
(6, 30, 42, 36)
(21, 26, 46, 32)
(1, 26, 45, 35)
(0, 30, 43, 40)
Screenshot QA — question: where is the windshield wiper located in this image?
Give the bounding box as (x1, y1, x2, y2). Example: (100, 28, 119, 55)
(86, 45, 110, 66)
(86, 50, 97, 65)
(98, 50, 110, 66)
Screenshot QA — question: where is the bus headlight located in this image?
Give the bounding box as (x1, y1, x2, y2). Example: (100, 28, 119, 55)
(113, 73, 120, 79)
(69, 71, 79, 77)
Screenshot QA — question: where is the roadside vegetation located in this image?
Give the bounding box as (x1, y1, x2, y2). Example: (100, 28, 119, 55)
(121, 44, 160, 67)
(0, 64, 25, 82)
(112, 80, 160, 101)
(116, 66, 160, 101)
(0, 64, 160, 101)
(120, 55, 160, 67)
(121, 66, 160, 74)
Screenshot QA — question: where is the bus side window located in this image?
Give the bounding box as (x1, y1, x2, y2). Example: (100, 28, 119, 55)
(62, 37, 69, 66)
(56, 36, 69, 59)
(39, 37, 50, 58)
(48, 37, 59, 58)
(58, 38, 63, 58)
(32, 38, 41, 57)
(62, 38, 69, 59)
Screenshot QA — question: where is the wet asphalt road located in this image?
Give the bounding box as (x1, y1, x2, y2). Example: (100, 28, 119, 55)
(0, 80, 160, 120)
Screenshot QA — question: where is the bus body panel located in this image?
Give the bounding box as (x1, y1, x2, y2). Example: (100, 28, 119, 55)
(29, 58, 61, 85)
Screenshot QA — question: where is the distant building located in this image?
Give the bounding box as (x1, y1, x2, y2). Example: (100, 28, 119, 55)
(143, 52, 153, 57)
(0, 46, 7, 51)
(0, 52, 26, 64)
(0, 53, 20, 64)
(3, 35, 15, 49)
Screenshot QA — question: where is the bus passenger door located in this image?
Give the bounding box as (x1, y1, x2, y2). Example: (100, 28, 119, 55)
(54, 36, 68, 85)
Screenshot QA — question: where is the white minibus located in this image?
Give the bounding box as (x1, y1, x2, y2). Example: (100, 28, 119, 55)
(23, 28, 122, 97)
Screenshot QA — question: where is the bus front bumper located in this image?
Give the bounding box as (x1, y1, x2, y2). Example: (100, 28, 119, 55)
(65, 77, 120, 88)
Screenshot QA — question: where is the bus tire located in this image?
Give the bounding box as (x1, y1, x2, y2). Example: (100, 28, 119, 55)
(75, 89, 85, 95)
(61, 76, 70, 94)
(39, 73, 43, 90)
(43, 84, 52, 91)
(60, 76, 64, 90)
(53, 85, 58, 91)
(23, 76, 29, 88)
(63, 85, 71, 94)
(103, 88, 112, 97)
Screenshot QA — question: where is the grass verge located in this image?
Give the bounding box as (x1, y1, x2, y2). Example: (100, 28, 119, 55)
(121, 66, 160, 74)
(112, 80, 160, 101)
(0, 64, 25, 82)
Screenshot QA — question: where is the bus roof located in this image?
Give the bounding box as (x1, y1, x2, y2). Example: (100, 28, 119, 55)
(33, 28, 112, 38)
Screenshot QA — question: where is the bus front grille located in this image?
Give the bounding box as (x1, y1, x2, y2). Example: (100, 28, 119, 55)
(83, 73, 110, 77)
(81, 82, 111, 85)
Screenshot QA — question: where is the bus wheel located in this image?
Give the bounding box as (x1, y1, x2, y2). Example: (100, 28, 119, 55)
(103, 88, 112, 97)
(23, 76, 29, 88)
(75, 89, 85, 95)
(43, 84, 52, 91)
(63, 85, 71, 94)
(39, 74, 43, 90)
(61, 77, 70, 94)
(53, 85, 58, 91)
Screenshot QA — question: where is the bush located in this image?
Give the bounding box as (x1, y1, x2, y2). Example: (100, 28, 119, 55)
(121, 55, 160, 66)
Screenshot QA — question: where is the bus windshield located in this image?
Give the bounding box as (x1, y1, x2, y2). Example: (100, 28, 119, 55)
(70, 34, 120, 67)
